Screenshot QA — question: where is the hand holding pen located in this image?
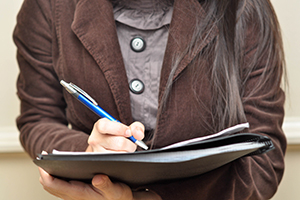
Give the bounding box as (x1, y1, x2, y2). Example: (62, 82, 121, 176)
(60, 80, 148, 151)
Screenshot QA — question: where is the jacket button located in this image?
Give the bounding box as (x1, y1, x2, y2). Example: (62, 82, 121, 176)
(130, 37, 146, 52)
(129, 79, 145, 94)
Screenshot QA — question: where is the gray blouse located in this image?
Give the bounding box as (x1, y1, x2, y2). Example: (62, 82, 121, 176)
(114, 1, 173, 130)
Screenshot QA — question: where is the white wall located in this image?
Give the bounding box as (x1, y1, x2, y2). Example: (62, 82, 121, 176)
(273, 0, 300, 118)
(0, 1, 56, 199)
(0, 1, 21, 128)
(0, 0, 299, 199)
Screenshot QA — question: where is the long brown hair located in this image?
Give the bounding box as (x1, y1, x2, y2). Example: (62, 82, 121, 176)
(155, 0, 285, 138)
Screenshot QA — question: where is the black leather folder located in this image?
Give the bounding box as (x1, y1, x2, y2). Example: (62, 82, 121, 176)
(34, 131, 274, 186)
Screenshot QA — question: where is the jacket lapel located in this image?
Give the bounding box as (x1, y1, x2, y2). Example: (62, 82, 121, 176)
(69, 0, 218, 124)
(159, 0, 218, 101)
(70, 0, 132, 123)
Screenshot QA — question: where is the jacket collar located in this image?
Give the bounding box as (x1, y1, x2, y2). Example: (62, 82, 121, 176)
(70, 0, 218, 122)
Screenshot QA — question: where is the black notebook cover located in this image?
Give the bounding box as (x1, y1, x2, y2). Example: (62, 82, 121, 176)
(34, 132, 274, 186)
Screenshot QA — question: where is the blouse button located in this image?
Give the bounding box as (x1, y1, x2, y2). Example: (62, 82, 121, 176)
(130, 37, 146, 52)
(129, 79, 145, 94)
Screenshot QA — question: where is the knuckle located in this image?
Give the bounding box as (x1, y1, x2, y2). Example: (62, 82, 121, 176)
(97, 118, 108, 133)
(87, 137, 96, 146)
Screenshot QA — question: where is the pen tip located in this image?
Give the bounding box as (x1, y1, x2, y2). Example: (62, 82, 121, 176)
(136, 140, 149, 150)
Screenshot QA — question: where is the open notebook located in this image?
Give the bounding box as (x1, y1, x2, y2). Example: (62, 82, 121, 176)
(34, 123, 274, 186)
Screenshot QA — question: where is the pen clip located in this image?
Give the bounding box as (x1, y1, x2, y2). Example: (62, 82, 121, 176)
(69, 82, 98, 106)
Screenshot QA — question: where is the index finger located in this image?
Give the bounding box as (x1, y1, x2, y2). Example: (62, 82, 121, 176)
(95, 118, 131, 137)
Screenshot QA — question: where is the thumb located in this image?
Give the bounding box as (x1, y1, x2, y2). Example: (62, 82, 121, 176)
(92, 175, 133, 199)
(92, 174, 111, 192)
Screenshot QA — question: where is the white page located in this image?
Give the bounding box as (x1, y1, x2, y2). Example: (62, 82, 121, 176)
(51, 141, 262, 163)
(161, 122, 249, 150)
(51, 149, 125, 155)
(51, 122, 249, 155)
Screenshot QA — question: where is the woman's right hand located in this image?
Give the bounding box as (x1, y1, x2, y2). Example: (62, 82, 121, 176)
(86, 118, 145, 153)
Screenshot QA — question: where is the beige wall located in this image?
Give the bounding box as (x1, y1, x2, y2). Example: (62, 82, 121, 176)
(0, 0, 299, 199)
(271, 1, 300, 198)
(272, 146, 300, 200)
(0, 153, 56, 200)
(274, 0, 300, 118)
(0, 1, 20, 128)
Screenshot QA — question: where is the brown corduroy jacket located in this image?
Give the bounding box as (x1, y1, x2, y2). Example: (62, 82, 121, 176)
(14, 0, 286, 199)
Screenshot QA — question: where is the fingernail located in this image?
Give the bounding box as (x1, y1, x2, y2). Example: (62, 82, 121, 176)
(125, 129, 131, 137)
(41, 151, 48, 155)
(136, 129, 143, 137)
(93, 175, 105, 186)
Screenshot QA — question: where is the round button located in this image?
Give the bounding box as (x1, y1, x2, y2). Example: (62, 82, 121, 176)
(130, 37, 146, 52)
(129, 79, 145, 94)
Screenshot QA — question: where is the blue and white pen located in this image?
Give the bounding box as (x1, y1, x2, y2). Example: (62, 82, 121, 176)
(60, 80, 149, 150)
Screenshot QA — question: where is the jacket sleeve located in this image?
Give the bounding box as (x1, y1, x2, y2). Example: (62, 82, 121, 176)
(146, 71, 285, 200)
(145, 9, 286, 200)
(13, 0, 89, 159)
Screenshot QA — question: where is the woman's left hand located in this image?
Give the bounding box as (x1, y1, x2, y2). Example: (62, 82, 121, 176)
(39, 167, 133, 200)
(39, 168, 162, 200)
